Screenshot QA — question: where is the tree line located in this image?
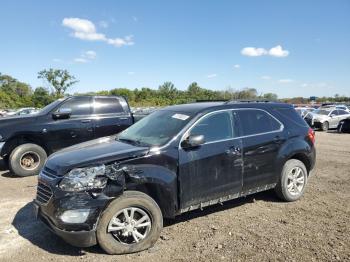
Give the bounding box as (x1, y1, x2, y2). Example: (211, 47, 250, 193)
(0, 69, 349, 109)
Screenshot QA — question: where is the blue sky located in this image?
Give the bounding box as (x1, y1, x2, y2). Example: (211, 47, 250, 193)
(0, 0, 349, 98)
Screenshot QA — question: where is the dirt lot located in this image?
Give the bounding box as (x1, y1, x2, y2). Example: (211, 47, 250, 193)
(0, 131, 349, 262)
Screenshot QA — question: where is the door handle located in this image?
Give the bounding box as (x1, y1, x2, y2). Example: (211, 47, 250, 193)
(81, 119, 91, 123)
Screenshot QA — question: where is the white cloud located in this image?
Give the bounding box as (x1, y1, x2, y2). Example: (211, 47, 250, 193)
(261, 75, 272, 80)
(279, 79, 293, 83)
(62, 17, 134, 47)
(107, 35, 134, 47)
(241, 47, 267, 57)
(63, 18, 96, 34)
(99, 20, 109, 28)
(132, 16, 138, 22)
(74, 58, 88, 63)
(301, 83, 308, 88)
(268, 45, 289, 57)
(207, 74, 217, 78)
(233, 64, 240, 69)
(241, 45, 289, 58)
(84, 50, 96, 59)
(128, 71, 135, 75)
(74, 50, 97, 63)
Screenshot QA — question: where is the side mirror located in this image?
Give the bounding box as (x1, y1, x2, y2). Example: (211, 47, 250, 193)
(330, 114, 336, 118)
(181, 134, 205, 149)
(52, 108, 72, 119)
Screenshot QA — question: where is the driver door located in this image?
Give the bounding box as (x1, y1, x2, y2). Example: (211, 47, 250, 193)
(178, 110, 243, 209)
(44, 97, 94, 152)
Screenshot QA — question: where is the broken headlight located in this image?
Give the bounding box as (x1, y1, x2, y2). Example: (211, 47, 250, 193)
(59, 165, 108, 192)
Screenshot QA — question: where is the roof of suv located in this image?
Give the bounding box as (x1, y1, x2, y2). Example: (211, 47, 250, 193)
(163, 101, 292, 114)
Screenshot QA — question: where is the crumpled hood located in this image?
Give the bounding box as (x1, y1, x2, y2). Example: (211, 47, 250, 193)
(45, 136, 149, 175)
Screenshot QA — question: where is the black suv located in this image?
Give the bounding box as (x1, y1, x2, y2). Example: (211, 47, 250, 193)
(0, 96, 134, 176)
(34, 101, 316, 254)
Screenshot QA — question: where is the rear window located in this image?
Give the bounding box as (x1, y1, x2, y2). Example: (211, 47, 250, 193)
(274, 108, 308, 127)
(93, 97, 124, 114)
(236, 109, 282, 136)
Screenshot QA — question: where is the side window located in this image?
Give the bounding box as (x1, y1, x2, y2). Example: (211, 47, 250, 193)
(93, 97, 125, 114)
(58, 97, 92, 116)
(331, 110, 338, 116)
(337, 110, 348, 115)
(237, 109, 281, 136)
(190, 111, 233, 143)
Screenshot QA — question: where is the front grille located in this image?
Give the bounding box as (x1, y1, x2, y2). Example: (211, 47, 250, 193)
(36, 182, 53, 204)
(41, 167, 60, 179)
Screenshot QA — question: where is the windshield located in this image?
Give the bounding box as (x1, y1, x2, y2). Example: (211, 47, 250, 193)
(39, 99, 65, 114)
(314, 109, 330, 116)
(117, 110, 193, 146)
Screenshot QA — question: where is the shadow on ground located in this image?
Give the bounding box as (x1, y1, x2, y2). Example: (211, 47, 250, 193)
(13, 190, 280, 256)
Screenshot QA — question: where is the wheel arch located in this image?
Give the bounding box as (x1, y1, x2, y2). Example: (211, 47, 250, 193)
(1, 134, 49, 158)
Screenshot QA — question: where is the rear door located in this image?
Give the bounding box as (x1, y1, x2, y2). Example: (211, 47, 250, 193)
(92, 97, 133, 138)
(45, 97, 94, 152)
(179, 110, 243, 209)
(329, 110, 339, 128)
(235, 109, 285, 192)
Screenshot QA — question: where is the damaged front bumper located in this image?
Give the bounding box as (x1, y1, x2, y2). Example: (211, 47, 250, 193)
(33, 176, 115, 247)
(33, 201, 97, 247)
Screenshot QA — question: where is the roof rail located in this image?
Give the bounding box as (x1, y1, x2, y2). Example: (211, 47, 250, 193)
(224, 99, 276, 104)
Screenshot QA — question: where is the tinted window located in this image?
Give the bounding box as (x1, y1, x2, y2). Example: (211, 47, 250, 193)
(190, 111, 233, 143)
(58, 97, 92, 115)
(237, 109, 281, 136)
(337, 110, 347, 115)
(93, 97, 124, 114)
(275, 108, 308, 127)
(331, 110, 339, 115)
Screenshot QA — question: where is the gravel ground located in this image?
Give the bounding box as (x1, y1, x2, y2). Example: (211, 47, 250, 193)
(0, 131, 349, 262)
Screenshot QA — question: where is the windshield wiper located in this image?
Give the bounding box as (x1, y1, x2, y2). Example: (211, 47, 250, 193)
(117, 137, 148, 147)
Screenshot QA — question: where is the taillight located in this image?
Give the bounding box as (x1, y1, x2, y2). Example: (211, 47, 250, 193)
(308, 128, 315, 144)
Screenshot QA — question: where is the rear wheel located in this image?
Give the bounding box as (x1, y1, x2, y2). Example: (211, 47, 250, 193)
(275, 159, 308, 202)
(97, 191, 163, 254)
(321, 121, 329, 132)
(9, 143, 47, 177)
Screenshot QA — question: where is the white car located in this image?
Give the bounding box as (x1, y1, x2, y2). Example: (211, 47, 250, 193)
(5, 107, 39, 116)
(305, 108, 350, 131)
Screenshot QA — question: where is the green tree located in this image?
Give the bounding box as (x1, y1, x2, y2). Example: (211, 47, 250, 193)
(32, 87, 54, 108)
(38, 69, 78, 98)
(262, 93, 278, 100)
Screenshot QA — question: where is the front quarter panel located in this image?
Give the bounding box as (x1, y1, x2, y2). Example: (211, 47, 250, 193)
(121, 148, 179, 218)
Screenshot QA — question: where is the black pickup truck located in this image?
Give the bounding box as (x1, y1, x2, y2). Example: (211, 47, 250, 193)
(0, 96, 134, 176)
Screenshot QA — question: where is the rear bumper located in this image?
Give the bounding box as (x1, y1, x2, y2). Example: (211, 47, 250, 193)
(33, 201, 97, 247)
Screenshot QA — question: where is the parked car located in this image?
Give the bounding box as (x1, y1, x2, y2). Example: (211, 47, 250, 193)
(337, 117, 350, 133)
(295, 107, 315, 118)
(304, 108, 350, 131)
(321, 104, 350, 112)
(0, 96, 135, 176)
(5, 107, 39, 116)
(33, 101, 316, 254)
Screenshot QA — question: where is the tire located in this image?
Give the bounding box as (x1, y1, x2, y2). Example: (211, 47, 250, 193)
(337, 123, 343, 133)
(9, 143, 47, 177)
(97, 191, 163, 254)
(275, 159, 308, 202)
(321, 121, 329, 132)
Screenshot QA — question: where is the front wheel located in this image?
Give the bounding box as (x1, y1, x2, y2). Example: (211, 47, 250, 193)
(97, 191, 163, 254)
(9, 143, 47, 177)
(321, 121, 329, 132)
(275, 159, 308, 202)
